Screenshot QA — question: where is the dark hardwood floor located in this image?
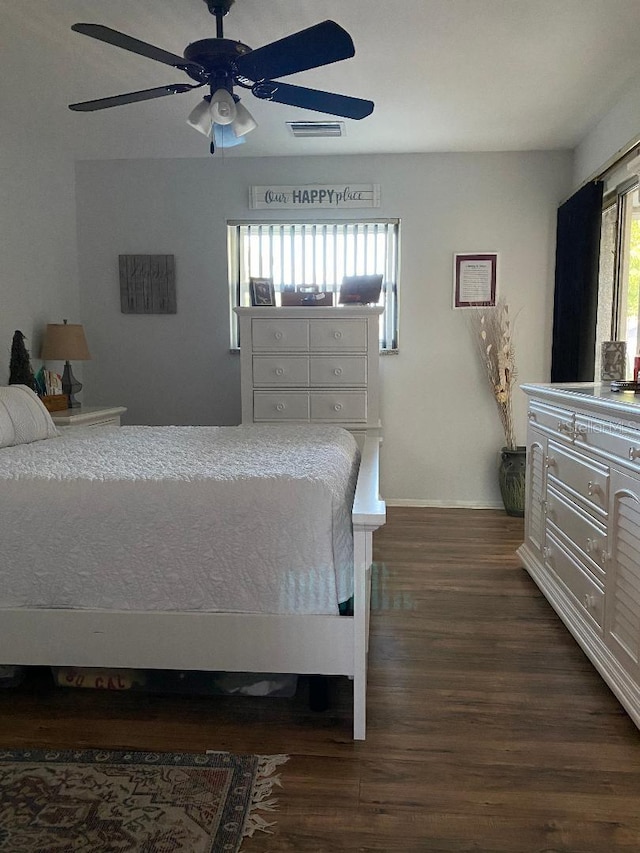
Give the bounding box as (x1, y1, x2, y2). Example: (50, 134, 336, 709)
(2, 507, 640, 851)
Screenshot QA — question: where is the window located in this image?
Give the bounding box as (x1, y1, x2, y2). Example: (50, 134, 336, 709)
(228, 220, 399, 351)
(596, 163, 640, 378)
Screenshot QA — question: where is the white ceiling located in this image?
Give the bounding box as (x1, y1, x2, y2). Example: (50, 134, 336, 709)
(6, 0, 640, 160)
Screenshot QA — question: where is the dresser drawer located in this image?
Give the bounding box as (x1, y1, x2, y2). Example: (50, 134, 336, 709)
(528, 401, 575, 442)
(252, 319, 309, 351)
(545, 530, 605, 630)
(310, 391, 367, 422)
(309, 319, 367, 351)
(574, 414, 640, 470)
(309, 356, 367, 386)
(547, 440, 609, 515)
(546, 486, 607, 579)
(253, 392, 309, 421)
(253, 356, 309, 387)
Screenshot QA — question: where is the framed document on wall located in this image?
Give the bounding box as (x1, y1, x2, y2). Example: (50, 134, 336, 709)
(453, 252, 498, 308)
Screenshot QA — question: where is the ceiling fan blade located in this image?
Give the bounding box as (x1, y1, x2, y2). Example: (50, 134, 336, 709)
(235, 20, 354, 82)
(69, 83, 203, 112)
(71, 23, 206, 77)
(252, 81, 374, 120)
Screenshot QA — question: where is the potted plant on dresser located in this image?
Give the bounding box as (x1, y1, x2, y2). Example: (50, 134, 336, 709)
(469, 298, 525, 517)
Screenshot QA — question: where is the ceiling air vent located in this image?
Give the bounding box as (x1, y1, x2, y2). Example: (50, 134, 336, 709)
(286, 121, 345, 138)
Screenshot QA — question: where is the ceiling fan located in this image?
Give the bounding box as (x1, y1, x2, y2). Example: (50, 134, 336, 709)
(68, 0, 374, 153)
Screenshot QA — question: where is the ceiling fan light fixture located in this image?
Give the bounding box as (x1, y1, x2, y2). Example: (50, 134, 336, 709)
(232, 99, 257, 137)
(213, 122, 246, 147)
(210, 87, 236, 125)
(186, 98, 213, 136)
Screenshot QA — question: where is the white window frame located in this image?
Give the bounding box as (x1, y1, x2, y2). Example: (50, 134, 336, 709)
(228, 219, 400, 352)
(596, 172, 640, 378)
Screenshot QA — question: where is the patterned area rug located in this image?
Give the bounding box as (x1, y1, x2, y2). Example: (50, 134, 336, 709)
(0, 748, 288, 852)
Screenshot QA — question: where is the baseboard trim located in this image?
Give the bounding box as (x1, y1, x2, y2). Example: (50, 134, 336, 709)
(385, 499, 504, 509)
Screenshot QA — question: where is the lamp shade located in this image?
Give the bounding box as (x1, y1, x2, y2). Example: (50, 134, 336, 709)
(40, 323, 91, 361)
(187, 98, 213, 136)
(210, 88, 236, 125)
(232, 100, 257, 137)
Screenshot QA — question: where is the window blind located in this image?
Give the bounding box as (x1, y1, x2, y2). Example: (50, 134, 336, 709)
(228, 221, 399, 351)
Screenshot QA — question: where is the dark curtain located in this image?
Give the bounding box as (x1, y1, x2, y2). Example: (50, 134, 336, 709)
(550, 180, 604, 382)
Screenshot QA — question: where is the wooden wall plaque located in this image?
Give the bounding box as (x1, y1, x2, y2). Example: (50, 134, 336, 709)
(119, 255, 176, 314)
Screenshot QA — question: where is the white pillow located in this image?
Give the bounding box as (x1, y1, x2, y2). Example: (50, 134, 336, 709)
(0, 402, 15, 447)
(0, 385, 59, 447)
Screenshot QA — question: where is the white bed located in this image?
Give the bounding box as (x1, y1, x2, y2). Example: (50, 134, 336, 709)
(0, 386, 385, 739)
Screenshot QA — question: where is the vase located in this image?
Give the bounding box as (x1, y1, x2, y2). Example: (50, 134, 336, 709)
(498, 446, 526, 517)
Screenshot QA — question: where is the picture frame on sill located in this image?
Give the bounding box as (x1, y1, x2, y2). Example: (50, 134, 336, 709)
(600, 341, 627, 381)
(249, 277, 275, 307)
(453, 252, 498, 308)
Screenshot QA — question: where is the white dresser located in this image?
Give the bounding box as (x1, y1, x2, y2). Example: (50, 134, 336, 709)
(518, 382, 640, 728)
(235, 306, 383, 441)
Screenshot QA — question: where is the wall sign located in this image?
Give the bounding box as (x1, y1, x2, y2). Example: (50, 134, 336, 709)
(250, 184, 380, 210)
(119, 254, 176, 314)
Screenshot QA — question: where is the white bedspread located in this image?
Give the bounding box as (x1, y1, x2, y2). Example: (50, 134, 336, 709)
(0, 425, 359, 615)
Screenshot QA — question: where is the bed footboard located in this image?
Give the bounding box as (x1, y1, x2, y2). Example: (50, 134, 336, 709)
(0, 434, 385, 740)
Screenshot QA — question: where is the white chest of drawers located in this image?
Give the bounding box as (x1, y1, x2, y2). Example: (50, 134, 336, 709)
(235, 306, 383, 436)
(518, 382, 640, 729)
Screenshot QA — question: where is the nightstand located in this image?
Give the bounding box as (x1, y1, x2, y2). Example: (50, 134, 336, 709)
(51, 406, 127, 430)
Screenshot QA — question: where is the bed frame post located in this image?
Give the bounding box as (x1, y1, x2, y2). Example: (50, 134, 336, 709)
(352, 523, 373, 740)
(350, 434, 386, 740)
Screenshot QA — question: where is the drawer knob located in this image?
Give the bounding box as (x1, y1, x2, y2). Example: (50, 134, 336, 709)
(629, 447, 640, 461)
(557, 421, 573, 435)
(333, 368, 343, 376)
(528, 411, 537, 421)
(274, 331, 283, 341)
(545, 456, 556, 469)
(583, 594, 596, 610)
(275, 367, 284, 376)
(574, 425, 587, 440)
(276, 403, 286, 412)
(587, 480, 601, 497)
(333, 403, 343, 412)
(333, 330, 343, 339)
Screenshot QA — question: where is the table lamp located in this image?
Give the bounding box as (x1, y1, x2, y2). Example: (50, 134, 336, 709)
(40, 320, 91, 408)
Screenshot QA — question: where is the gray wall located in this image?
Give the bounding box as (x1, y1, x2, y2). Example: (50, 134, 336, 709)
(0, 4, 82, 384)
(76, 150, 572, 505)
(573, 75, 640, 187)
(0, 150, 80, 385)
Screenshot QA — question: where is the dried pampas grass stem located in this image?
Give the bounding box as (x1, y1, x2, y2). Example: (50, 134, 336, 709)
(468, 298, 518, 450)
